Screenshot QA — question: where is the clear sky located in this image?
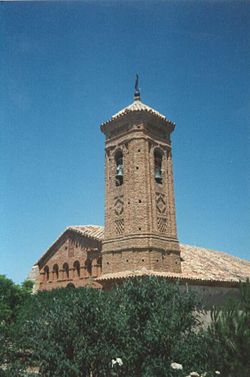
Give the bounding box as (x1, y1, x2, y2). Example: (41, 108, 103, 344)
(1, 1, 249, 284)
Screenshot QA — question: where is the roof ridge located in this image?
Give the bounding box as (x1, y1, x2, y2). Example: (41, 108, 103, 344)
(111, 99, 166, 120)
(68, 224, 104, 228)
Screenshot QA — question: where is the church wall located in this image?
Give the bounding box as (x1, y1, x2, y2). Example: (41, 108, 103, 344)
(181, 283, 241, 308)
(38, 233, 102, 290)
(100, 277, 241, 310)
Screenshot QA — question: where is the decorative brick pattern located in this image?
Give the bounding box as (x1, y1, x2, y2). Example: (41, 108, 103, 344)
(157, 217, 167, 232)
(156, 193, 167, 215)
(115, 219, 124, 234)
(114, 195, 124, 216)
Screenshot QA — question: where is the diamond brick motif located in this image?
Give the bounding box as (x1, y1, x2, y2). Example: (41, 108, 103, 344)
(156, 193, 166, 214)
(114, 197, 124, 216)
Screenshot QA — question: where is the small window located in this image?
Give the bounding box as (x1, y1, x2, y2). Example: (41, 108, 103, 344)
(67, 283, 75, 289)
(53, 264, 59, 280)
(154, 149, 163, 184)
(44, 266, 49, 281)
(85, 259, 92, 275)
(115, 150, 123, 186)
(63, 263, 69, 279)
(73, 260, 80, 277)
(97, 257, 102, 268)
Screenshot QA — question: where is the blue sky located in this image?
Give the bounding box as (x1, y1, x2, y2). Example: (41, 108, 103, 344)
(1, 1, 249, 283)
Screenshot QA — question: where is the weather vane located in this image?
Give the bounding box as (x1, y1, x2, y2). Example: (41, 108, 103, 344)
(134, 74, 140, 100)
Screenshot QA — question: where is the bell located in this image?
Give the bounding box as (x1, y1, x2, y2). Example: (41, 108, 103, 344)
(116, 165, 123, 177)
(155, 168, 162, 180)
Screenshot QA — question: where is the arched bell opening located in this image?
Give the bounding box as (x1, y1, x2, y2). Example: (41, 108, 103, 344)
(154, 148, 163, 184)
(115, 150, 124, 186)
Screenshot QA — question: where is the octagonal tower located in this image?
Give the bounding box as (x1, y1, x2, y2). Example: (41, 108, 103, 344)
(100, 80, 181, 275)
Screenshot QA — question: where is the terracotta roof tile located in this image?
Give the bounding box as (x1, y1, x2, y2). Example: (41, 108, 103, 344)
(180, 244, 250, 282)
(101, 100, 174, 126)
(67, 225, 104, 241)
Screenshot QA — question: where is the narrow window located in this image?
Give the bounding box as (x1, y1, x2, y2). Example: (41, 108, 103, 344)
(154, 149, 163, 184)
(63, 263, 69, 279)
(85, 259, 92, 276)
(44, 266, 49, 281)
(97, 257, 102, 269)
(73, 260, 80, 278)
(115, 150, 123, 186)
(53, 264, 59, 280)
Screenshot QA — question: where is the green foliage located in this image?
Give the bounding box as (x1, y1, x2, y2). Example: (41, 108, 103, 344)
(12, 277, 210, 377)
(0, 275, 33, 376)
(15, 287, 114, 377)
(109, 277, 208, 377)
(0, 275, 31, 329)
(207, 279, 250, 377)
(2, 275, 249, 376)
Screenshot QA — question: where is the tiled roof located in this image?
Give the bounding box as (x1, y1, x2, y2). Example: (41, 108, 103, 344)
(67, 225, 104, 241)
(101, 99, 174, 126)
(180, 244, 250, 282)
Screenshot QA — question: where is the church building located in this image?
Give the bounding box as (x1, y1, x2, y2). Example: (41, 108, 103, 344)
(30, 79, 250, 302)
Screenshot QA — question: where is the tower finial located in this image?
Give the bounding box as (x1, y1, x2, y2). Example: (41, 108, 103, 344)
(134, 74, 140, 101)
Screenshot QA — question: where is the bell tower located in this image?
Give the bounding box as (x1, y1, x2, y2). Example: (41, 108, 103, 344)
(100, 77, 181, 275)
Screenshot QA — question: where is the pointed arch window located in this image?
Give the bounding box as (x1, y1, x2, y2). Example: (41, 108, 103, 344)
(115, 150, 123, 186)
(154, 149, 163, 184)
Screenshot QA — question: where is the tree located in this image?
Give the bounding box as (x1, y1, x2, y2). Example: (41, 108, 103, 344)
(14, 277, 212, 377)
(0, 275, 33, 377)
(207, 279, 250, 377)
(15, 287, 113, 377)
(108, 277, 210, 377)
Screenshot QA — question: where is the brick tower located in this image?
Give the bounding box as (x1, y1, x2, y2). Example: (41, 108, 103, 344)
(100, 77, 181, 275)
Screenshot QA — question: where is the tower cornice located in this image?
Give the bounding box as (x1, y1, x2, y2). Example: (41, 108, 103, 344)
(100, 100, 175, 135)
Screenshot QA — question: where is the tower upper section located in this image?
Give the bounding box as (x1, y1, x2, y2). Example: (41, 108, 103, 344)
(101, 97, 175, 140)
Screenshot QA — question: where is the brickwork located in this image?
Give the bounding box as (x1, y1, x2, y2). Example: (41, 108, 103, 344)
(38, 230, 102, 290)
(101, 102, 181, 275)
